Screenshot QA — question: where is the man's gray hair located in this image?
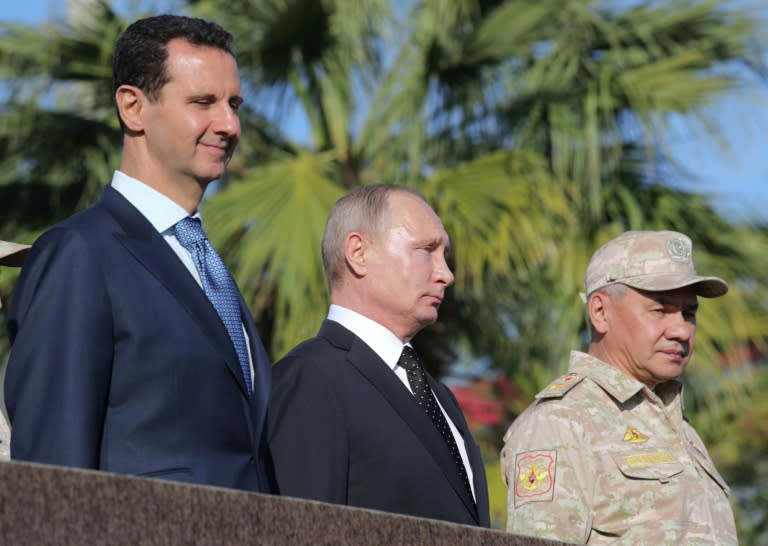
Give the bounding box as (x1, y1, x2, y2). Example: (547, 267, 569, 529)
(586, 283, 629, 340)
(321, 184, 426, 290)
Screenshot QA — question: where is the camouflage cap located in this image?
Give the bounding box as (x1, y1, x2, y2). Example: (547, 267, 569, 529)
(0, 240, 30, 267)
(584, 230, 728, 299)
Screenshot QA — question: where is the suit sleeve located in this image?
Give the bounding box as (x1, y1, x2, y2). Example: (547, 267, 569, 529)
(268, 354, 349, 503)
(500, 401, 593, 544)
(5, 227, 112, 468)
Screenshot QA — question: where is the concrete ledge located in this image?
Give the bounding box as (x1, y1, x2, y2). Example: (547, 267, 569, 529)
(0, 461, 567, 545)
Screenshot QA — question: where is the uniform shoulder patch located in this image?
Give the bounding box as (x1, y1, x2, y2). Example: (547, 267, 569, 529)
(535, 372, 585, 399)
(513, 450, 557, 506)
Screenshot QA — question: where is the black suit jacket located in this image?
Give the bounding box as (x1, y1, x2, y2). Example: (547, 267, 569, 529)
(268, 320, 490, 526)
(6, 186, 272, 492)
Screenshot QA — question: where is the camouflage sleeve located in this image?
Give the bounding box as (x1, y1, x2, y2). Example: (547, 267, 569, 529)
(501, 401, 594, 544)
(0, 412, 9, 461)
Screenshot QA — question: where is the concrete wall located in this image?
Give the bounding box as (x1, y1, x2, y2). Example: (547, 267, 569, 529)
(0, 461, 569, 545)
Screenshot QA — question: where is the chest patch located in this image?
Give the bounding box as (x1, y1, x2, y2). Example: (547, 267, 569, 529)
(623, 426, 649, 443)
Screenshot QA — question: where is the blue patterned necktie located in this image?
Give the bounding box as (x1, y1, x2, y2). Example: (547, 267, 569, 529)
(399, 346, 474, 501)
(175, 217, 252, 396)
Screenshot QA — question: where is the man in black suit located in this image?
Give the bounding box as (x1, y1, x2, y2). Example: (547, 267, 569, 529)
(5, 15, 272, 492)
(268, 184, 490, 526)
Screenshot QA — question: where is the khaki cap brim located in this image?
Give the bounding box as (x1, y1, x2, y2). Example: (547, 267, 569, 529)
(0, 241, 31, 267)
(584, 230, 729, 300)
(607, 273, 728, 298)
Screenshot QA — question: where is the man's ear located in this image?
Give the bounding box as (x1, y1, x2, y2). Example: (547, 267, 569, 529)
(343, 232, 368, 277)
(588, 292, 610, 335)
(115, 85, 146, 132)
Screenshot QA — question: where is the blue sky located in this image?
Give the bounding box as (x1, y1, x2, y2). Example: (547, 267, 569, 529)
(2, 0, 767, 224)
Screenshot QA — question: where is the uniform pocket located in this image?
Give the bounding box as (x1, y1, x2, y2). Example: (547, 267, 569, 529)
(610, 450, 683, 481)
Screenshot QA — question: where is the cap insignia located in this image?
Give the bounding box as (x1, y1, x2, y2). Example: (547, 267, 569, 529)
(666, 238, 691, 263)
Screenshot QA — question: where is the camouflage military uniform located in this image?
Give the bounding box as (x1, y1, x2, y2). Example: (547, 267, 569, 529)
(0, 413, 9, 461)
(501, 351, 737, 545)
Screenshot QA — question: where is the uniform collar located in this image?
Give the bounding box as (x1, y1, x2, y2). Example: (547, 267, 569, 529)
(567, 350, 682, 404)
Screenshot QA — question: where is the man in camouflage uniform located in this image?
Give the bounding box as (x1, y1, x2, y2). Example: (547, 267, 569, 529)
(0, 241, 30, 461)
(501, 230, 737, 545)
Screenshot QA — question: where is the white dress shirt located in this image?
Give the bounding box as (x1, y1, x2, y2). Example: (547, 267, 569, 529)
(327, 304, 475, 499)
(111, 171, 254, 386)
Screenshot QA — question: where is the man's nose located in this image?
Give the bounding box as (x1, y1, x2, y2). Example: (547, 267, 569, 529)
(435, 254, 454, 286)
(214, 104, 240, 137)
(667, 312, 694, 342)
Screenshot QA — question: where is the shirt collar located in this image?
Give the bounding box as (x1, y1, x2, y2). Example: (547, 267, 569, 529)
(327, 304, 405, 370)
(111, 170, 199, 234)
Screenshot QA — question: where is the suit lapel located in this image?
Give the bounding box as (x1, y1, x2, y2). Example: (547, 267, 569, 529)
(99, 186, 249, 397)
(241, 297, 271, 443)
(429, 375, 490, 526)
(319, 321, 479, 523)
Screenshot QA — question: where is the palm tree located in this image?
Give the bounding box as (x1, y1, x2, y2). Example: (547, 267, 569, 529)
(187, 0, 768, 374)
(189, 0, 572, 360)
(0, 0, 126, 355)
(0, 0, 123, 219)
(1, 1, 767, 536)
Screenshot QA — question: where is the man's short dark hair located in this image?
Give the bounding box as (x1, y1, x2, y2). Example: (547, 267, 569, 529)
(112, 14, 235, 102)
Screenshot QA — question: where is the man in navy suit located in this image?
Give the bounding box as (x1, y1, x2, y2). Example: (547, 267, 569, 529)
(268, 184, 490, 526)
(5, 15, 272, 492)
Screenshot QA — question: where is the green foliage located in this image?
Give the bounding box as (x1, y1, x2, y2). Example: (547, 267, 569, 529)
(484, 458, 507, 530)
(203, 152, 344, 357)
(1, 0, 767, 540)
(0, 1, 124, 235)
(686, 363, 768, 545)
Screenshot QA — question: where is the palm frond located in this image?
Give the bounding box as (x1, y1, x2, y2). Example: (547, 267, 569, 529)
(203, 151, 344, 357)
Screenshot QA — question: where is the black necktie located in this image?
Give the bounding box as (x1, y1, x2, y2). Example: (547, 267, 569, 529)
(398, 345, 474, 501)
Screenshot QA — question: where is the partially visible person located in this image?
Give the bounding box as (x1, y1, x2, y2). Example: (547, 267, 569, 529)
(0, 242, 29, 273)
(501, 230, 737, 545)
(268, 184, 490, 526)
(0, 241, 30, 461)
(5, 15, 273, 491)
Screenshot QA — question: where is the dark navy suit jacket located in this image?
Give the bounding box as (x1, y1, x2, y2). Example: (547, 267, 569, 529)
(268, 320, 491, 526)
(6, 186, 272, 492)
